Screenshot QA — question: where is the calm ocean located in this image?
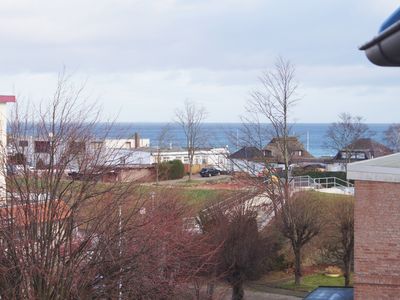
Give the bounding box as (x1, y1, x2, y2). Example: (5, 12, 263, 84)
(97, 123, 391, 158)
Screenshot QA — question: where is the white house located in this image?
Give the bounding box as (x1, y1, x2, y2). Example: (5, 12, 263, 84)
(148, 147, 230, 170)
(103, 133, 150, 149)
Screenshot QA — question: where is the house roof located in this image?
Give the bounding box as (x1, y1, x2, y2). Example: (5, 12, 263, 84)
(229, 146, 264, 160)
(0, 95, 16, 103)
(347, 153, 400, 183)
(340, 138, 392, 157)
(263, 136, 314, 162)
(0, 200, 70, 227)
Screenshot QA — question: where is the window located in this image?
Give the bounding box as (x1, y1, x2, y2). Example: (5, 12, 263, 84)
(355, 152, 366, 159)
(91, 141, 103, 150)
(69, 141, 86, 154)
(19, 140, 28, 147)
(34, 141, 50, 153)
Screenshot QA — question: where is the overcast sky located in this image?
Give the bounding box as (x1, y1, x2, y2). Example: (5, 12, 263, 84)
(0, 0, 399, 123)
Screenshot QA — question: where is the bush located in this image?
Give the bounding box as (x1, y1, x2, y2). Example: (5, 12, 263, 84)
(159, 160, 185, 180)
(168, 160, 185, 179)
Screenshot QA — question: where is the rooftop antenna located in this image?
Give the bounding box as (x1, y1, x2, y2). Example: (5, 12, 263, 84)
(306, 131, 310, 152)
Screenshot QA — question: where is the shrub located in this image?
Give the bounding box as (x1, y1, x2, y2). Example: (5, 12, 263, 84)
(159, 160, 185, 180)
(168, 160, 185, 179)
(159, 162, 170, 180)
(325, 266, 342, 275)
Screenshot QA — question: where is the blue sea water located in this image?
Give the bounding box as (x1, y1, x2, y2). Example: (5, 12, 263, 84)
(97, 123, 391, 158)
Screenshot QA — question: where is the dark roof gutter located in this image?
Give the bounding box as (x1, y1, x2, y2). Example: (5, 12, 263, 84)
(359, 21, 400, 66)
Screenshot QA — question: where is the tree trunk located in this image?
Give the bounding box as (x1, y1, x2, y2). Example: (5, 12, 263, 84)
(231, 281, 244, 300)
(188, 152, 193, 180)
(206, 281, 215, 300)
(344, 257, 351, 286)
(156, 163, 159, 185)
(294, 247, 302, 286)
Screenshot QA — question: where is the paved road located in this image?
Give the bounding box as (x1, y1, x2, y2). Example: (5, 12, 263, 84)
(153, 174, 232, 185)
(220, 290, 301, 300)
(215, 286, 302, 300)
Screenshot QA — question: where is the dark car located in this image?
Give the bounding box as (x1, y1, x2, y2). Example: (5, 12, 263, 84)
(304, 286, 353, 300)
(200, 167, 220, 177)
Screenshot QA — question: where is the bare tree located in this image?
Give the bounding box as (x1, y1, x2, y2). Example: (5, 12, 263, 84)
(279, 192, 323, 285)
(0, 74, 215, 299)
(1, 73, 138, 298)
(325, 113, 370, 171)
(197, 195, 268, 300)
(385, 123, 400, 152)
(175, 100, 207, 180)
(153, 124, 173, 184)
(244, 57, 299, 196)
(325, 197, 354, 287)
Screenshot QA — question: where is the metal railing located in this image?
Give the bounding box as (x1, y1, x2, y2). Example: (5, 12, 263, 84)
(313, 177, 354, 189)
(289, 176, 354, 195)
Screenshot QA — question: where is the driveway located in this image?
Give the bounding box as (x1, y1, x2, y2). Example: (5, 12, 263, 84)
(220, 289, 301, 300)
(152, 174, 232, 185)
(215, 285, 303, 300)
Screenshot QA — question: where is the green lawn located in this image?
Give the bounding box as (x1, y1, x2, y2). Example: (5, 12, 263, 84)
(134, 184, 232, 210)
(278, 274, 350, 292)
(183, 189, 232, 209)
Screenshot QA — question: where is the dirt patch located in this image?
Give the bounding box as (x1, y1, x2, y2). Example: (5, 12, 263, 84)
(194, 181, 249, 190)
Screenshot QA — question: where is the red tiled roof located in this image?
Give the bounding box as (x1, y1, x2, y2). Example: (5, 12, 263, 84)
(0, 95, 16, 103)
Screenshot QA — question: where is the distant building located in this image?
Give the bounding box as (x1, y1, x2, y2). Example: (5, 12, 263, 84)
(347, 153, 400, 299)
(229, 146, 264, 161)
(228, 146, 265, 175)
(102, 132, 150, 149)
(334, 138, 392, 161)
(8, 133, 150, 170)
(263, 136, 314, 164)
(328, 138, 393, 172)
(96, 147, 230, 180)
(0, 95, 16, 201)
(148, 147, 230, 172)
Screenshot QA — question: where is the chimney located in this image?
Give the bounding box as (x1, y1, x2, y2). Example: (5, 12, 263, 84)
(134, 132, 140, 149)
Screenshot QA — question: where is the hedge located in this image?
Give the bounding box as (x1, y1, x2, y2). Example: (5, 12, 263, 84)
(159, 160, 185, 180)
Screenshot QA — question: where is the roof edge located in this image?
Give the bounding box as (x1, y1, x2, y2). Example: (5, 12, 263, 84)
(347, 153, 400, 183)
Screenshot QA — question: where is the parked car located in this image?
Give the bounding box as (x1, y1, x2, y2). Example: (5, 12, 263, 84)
(200, 167, 221, 177)
(219, 169, 233, 175)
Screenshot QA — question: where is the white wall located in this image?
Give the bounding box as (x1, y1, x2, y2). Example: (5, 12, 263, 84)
(0, 103, 6, 200)
(151, 147, 230, 169)
(103, 138, 150, 149)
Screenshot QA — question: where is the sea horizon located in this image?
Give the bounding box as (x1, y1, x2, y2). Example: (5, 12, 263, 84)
(93, 122, 392, 158)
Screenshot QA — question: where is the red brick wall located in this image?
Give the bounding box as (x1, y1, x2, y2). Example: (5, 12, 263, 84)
(354, 180, 400, 300)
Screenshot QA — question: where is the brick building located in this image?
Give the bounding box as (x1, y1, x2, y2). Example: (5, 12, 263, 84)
(347, 153, 400, 299)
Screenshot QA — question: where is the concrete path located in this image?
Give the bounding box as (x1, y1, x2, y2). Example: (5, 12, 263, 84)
(220, 289, 302, 300)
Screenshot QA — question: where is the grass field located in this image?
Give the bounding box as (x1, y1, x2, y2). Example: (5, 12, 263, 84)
(278, 273, 351, 292)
